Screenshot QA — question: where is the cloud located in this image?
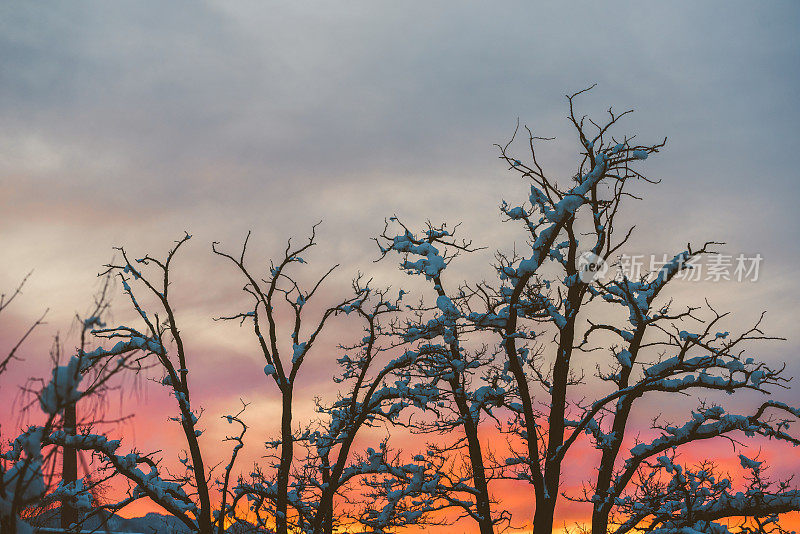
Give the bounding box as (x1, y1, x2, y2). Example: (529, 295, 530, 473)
(1, 1, 800, 527)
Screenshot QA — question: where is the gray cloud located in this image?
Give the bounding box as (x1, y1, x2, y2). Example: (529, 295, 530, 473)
(1, 0, 799, 427)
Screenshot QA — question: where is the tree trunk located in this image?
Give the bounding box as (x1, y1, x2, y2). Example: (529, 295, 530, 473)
(462, 413, 495, 534)
(532, 318, 576, 534)
(323, 507, 333, 534)
(592, 330, 645, 534)
(183, 415, 213, 534)
(61, 402, 78, 530)
(592, 511, 611, 534)
(432, 277, 494, 534)
(1, 515, 15, 534)
(276, 389, 293, 534)
(532, 495, 555, 534)
(452, 380, 494, 534)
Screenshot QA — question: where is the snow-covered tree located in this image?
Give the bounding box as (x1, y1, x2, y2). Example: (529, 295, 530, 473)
(609, 452, 799, 533)
(0, 275, 152, 534)
(388, 86, 800, 534)
(294, 282, 433, 534)
(214, 228, 404, 534)
(373, 219, 509, 534)
(214, 88, 800, 534)
(220, 275, 430, 534)
(1, 273, 47, 534)
(4, 88, 798, 534)
(32, 234, 251, 534)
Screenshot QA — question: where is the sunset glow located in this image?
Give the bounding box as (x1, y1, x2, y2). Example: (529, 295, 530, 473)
(2, 2, 799, 533)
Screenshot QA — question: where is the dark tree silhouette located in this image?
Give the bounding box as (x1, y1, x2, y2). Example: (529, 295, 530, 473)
(3, 89, 798, 534)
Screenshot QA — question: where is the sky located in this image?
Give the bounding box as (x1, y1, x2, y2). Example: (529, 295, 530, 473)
(1, 1, 800, 531)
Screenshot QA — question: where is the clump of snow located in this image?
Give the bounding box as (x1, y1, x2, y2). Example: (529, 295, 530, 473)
(39, 356, 84, 414)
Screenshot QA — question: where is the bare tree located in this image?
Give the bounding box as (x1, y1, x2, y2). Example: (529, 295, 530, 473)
(213, 227, 369, 534)
(214, 228, 451, 534)
(414, 86, 800, 533)
(60, 274, 113, 530)
(373, 219, 509, 534)
(609, 452, 799, 533)
(0, 274, 147, 534)
(28, 234, 247, 534)
(4, 88, 798, 534)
